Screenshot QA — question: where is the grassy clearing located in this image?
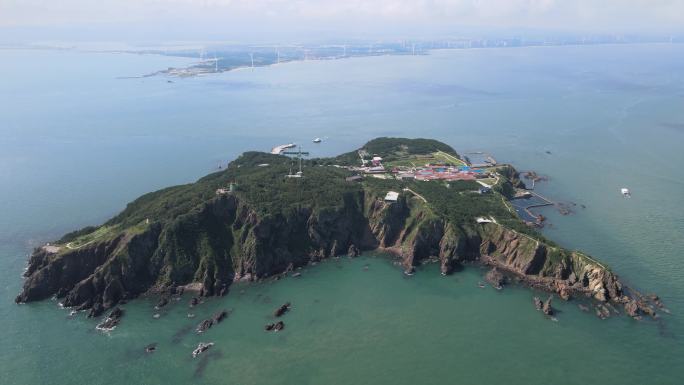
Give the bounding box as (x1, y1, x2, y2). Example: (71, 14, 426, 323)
(476, 178, 497, 187)
(385, 151, 467, 168)
(433, 150, 467, 167)
(64, 224, 120, 249)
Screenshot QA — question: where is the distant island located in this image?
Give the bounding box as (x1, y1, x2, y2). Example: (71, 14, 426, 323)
(16, 138, 661, 322)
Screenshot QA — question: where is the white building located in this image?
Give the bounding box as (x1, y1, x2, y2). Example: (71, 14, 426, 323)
(384, 191, 399, 202)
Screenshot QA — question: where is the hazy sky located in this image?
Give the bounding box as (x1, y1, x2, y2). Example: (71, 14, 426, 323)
(1, 0, 683, 42)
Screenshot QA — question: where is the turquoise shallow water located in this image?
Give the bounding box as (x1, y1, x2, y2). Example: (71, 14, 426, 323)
(1, 44, 683, 384)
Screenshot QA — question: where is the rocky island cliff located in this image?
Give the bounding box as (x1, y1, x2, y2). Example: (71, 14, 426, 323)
(16, 138, 657, 319)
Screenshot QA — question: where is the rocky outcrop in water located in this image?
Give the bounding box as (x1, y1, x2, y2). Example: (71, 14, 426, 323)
(274, 303, 291, 317)
(265, 321, 285, 332)
(485, 268, 506, 289)
(196, 309, 231, 333)
(96, 306, 124, 330)
(542, 295, 554, 316)
(192, 342, 213, 358)
(533, 297, 543, 311)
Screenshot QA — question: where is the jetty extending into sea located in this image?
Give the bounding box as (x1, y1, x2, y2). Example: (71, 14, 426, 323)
(271, 143, 296, 155)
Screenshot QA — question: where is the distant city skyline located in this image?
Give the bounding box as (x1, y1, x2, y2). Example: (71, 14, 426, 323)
(1, 0, 683, 43)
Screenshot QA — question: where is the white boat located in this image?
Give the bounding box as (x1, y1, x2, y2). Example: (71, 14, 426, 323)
(313, 137, 322, 143)
(621, 188, 631, 197)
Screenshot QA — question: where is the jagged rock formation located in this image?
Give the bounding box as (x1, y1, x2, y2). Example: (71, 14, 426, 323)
(15, 138, 656, 320)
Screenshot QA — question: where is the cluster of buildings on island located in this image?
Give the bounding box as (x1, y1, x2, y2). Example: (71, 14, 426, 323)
(351, 155, 491, 183)
(269, 141, 495, 186)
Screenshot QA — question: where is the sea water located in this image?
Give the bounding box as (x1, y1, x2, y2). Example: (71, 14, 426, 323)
(1, 44, 683, 384)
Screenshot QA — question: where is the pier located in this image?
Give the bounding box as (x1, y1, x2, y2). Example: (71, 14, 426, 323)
(271, 143, 296, 155)
(510, 191, 554, 224)
(271, 143, 310, 156)
(463, 152, 497, 168)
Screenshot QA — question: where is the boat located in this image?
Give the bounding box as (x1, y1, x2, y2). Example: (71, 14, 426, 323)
(313, 137, 322, 143)
(621, 188, 631, 198)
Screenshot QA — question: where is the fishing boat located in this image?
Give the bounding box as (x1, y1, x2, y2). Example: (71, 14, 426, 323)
(621, 188, 631, 198)
(313, 137, 322, 143)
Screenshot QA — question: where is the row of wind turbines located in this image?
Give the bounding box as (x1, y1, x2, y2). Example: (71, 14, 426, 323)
(198, 49, 223, 72)
(195, 34, 678, 74)
(197, 43, 425, 73)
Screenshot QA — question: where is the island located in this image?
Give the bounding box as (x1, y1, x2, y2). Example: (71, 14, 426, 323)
(15, 138, 660, 320)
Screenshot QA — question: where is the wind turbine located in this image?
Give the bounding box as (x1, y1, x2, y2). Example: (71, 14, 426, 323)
(213, 53, 218, 72)
(412, 43, 416, 55)
(276, 48, 280, 64)
(250, 53, 254, 69)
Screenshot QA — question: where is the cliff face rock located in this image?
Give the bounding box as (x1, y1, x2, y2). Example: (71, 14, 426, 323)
(231, 190, 373, 280)
(17, 191, 376, 314)
(16, 234, 126, 305)
(363, 195, 628, 305)
(367, 195, 447, 269)
(477, 223, 624, 303)
(62, 225, 162, 315)
(362, 196, 627, 305)
(16, 190, 631, 315)
(480, 224, 548, 275)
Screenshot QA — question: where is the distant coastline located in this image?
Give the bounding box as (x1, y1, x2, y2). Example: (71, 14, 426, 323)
(143, 38, 683, 78)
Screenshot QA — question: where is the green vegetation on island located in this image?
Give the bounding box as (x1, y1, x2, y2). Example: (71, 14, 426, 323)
(16, 137, 658, 322)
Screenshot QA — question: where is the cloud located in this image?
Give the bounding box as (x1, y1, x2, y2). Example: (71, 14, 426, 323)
(1, 0, 683, 40)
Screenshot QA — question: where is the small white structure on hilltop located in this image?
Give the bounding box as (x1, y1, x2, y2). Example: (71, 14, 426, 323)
(476, 216, 497, 224)
(384, 191, 399, 202)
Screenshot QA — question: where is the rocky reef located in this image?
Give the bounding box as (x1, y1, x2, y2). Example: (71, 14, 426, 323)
(16, 138, 657, 320)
